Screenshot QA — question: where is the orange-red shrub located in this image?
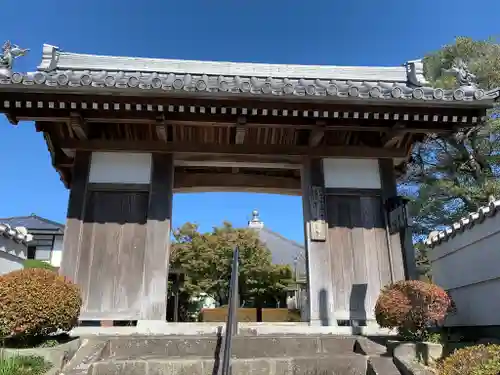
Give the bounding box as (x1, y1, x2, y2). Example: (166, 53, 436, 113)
(374, 280, 454, 340)
(0, 268, 82, 337)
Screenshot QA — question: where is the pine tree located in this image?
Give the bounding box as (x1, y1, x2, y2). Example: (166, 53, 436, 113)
(401, 37, 500, 238)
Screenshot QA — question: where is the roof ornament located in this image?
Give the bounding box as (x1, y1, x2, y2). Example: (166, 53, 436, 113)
(405, 59, 428, 87)
(248, 209, 264, 230)
(0, 41, 29, 76)
(443, 58, 477, 87)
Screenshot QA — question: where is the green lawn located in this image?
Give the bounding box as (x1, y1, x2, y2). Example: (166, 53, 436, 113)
(0, 355, 51, 375)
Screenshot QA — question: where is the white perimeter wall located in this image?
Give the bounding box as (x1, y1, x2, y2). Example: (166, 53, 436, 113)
(429, 213, 500, 326)
(0, 237, 26, 275)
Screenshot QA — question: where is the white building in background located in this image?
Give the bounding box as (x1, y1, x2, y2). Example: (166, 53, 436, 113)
(0, 214, 64, 268)
(247, 210, 308, 319)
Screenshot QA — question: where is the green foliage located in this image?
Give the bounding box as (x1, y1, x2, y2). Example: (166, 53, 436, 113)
(0, 268, 81, 339)
(286, 309, 302, 322)
(401, 37, 500, 243)
(23, 259, 56, 272)
(0, 355, 50, 375)
(438, 344, 500, 375)
(471, 356, 500, 375)
(374, 280, 454, 342)
(170, 222, 293, 306)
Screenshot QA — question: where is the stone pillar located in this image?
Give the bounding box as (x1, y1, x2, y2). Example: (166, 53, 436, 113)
(301, 158, 335, 326)
(59, 152, 173, 322)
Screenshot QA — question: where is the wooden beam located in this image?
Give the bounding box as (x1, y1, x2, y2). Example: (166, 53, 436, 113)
(0, 91, 482, 117)
(235, 116, 246, 144)
(54, 153, 74, 168)
(309, 120, 326, 147)
(12, 109, 458, 134)
(309, 131, 325, 147)
(69, 112, 88, 140)
(174, 160, 301, 170)
(60, 139, 408, 159)
(155, 115, 168, 142)
(174, 172, 301, 195)
(4, 112, 18, 125)
(382, 123, 407, 148)
(176, 153, 302, 165)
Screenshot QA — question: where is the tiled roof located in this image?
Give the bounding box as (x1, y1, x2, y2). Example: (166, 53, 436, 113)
(0, 223, 33, 244)
(425, 199, 500, 247)
(257, 228, 306, 277)
(0, 214, 64, 232)
(1, 44, 498, 103)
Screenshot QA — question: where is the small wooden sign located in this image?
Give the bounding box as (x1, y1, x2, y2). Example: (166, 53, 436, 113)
(309, 186, 327, 242)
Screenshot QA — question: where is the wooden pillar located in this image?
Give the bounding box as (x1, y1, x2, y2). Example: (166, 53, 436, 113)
(301, 158, 335, 326)
(141, 153, 174, 320)
(320, 158, 405, 325)
(59, 152, 173, 322)
(379, 159, 416, 280)
(59, 151, 90, 284)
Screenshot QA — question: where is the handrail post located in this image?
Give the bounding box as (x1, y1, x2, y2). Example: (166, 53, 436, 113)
(221, 246, 239, 375)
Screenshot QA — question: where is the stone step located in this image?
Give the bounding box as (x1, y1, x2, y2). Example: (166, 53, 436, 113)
(91, 354, 368, 375)
(367, 356, 401, 375)
(102, 335, 357, 360)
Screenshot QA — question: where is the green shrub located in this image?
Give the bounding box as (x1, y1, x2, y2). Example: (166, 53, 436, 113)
(286, 309, 302, 322)
(0, 268, 81, 338)
(23, 259, 56, 272)
(374, 280, 454, 341)
(438, 344, 500, 375)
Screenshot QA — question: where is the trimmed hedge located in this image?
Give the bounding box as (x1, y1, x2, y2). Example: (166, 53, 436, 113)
(23, 259, 56, 272)
(0, 268, 81, 338)
(374, 280, 454, 341)
(438, 344, 500, 375)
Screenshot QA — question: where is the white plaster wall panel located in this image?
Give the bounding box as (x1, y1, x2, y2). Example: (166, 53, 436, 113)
(432, 232, 500, 291)
(445, 279, 500, 326)
(322, 159, 381, 189)
(88, 152, 152, 184)
(50, 235, 64, 268)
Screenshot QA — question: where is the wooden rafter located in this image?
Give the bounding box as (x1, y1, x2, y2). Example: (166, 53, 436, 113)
(155, 114, 168, 142)
(69, 112, 88, 140)
(382, 123, 407, 148)
(235, 115, 247, 144)
(309, 120, 326, 147)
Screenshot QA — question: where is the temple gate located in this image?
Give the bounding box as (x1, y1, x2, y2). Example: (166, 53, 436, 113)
(0, 42, 497, 327)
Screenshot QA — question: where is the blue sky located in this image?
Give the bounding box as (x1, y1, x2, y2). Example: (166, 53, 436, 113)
(1, 0, 499, 243)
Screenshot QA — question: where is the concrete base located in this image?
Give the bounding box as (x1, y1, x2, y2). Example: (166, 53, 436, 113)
(70, 321, 396, 337)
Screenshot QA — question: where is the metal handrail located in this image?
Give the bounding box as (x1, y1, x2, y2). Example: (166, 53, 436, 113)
(221, 246, 239, 375)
